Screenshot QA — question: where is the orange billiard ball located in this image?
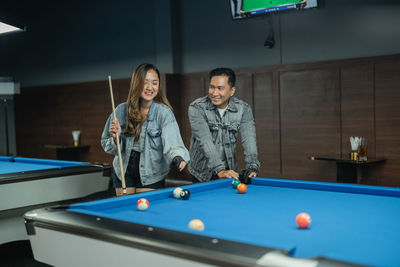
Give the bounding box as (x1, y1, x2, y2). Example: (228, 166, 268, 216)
(296, 212, 311, 229)
(237, 183, 247, 194)
(188, 219, 205, 231)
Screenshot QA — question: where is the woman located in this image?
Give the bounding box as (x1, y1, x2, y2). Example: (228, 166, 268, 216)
(101, 63, 189, 196)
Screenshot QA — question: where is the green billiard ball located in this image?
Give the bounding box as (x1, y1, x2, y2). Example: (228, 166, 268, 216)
(232, 179, 241, 189)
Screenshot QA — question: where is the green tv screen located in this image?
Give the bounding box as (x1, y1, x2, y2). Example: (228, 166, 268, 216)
(242, 0, 304, 12)
(230, 0, 317, 20)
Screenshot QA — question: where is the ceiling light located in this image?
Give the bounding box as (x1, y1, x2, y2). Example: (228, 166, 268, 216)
(0, 21, 25, 35)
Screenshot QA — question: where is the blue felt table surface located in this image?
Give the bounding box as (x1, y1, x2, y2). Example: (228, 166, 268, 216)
(69, 178, 400, 267)
(0, 156, 87, 174)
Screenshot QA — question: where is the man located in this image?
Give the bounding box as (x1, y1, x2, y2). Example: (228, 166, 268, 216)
(188, 67, 260, 183)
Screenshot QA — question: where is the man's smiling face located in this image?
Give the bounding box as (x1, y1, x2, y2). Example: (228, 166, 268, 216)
(208, 75, 235, 109)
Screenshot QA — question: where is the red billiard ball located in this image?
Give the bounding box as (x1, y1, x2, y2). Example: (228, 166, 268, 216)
(137, 198, 149, 211)
(237, 183, 247, 194)
(296, 212, 311, 229)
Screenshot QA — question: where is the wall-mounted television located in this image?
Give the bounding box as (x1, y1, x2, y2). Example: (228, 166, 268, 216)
(230, 0, 318, 20)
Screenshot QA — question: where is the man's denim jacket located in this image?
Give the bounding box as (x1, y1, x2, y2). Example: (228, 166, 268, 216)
(188, 96, 260, 182)
(101, 102, 189, 186)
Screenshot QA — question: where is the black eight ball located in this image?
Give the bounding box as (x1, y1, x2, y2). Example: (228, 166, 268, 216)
(180, 189, 190, 200)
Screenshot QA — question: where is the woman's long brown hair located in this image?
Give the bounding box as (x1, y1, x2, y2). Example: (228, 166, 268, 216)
(124, 63, 172, 141)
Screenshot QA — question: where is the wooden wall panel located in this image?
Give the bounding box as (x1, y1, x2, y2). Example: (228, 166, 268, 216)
(253, 72, 281, 177)
(375, 61, 400, 187)
(176, 74, 207, 147)
(165, 74, 183, 126)
(234, 73, 253, 108)
(341, 64, 375, 156)
(340, 64, 377, 184)
(15, 87, 54, 159)
(233, 73, 253, 171)
(15, 79, 131, 165)
(280, 68, 340, 182)
(165, 74, 207, 181)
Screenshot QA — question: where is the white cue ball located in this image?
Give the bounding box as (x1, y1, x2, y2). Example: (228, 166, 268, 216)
(173, 187, 183, 199)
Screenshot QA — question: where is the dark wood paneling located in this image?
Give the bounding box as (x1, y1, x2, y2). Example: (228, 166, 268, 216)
(253, 72, 281, 177)
(177, 74, 207, 147)
(165, 74, 207, 181)
(234, 73, 253, 108)
(165, 74, 183, 126)
(234, 73, 253, 171)
(340, 64, 377, 184)
(280, 68, 340, 182)
(375, 61, 400, 187)
(15, 79, 131, 165)
(341, 64, 375, 156)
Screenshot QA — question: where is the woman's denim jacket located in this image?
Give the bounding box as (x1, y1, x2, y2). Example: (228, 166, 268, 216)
(101, 102, 190, 186)
(188, 96, 259, 182)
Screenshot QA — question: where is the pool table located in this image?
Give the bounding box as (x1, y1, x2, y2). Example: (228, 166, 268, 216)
(25, 177, 400, 267)
(0, 156, 111, 244)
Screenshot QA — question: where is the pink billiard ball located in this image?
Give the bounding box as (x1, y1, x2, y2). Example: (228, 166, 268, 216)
(296, 212, 311, 229)
(137, 198, 149, 211)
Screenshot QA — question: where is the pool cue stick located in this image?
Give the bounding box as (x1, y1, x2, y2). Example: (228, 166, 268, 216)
(108, 76, 127, 195)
